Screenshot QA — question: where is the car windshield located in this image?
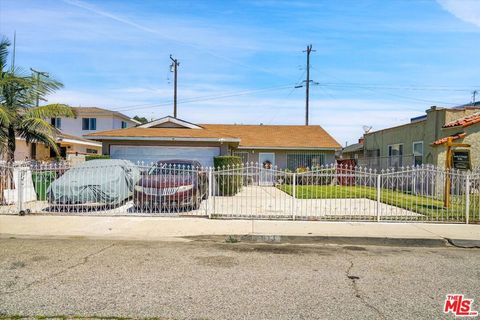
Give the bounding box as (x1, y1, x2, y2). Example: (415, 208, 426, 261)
(148, 163, 194, 175)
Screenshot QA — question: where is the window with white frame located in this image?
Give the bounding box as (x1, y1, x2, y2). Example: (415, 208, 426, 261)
(413, 141, 423, 166)
(50, 117, 61, 129)
(82, 118, 97, 130)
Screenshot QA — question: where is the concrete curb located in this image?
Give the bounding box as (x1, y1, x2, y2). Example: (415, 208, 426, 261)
(187, 234, 450, 247)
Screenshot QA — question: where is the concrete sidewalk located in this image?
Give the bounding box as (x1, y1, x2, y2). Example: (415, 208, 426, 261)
(1, 215, 479, 245)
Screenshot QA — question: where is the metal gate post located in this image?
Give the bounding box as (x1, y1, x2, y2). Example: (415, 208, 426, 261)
(376, 174, 382, 222)
(465, 174, 470, 224)
(292, 173, 296, 220)
(207, 167, 213, 218)
(17, 167, 25, 215)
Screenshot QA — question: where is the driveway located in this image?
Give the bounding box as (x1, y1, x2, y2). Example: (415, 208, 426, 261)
(211, 186, 419, 219)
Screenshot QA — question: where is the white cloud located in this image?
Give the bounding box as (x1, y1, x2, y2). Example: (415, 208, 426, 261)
(437, 0, 480, 28)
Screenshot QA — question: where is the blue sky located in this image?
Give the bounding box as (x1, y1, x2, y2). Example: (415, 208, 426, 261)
(1, 0, 479, 145)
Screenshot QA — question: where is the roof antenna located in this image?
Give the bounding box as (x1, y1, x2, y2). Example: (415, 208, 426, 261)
(362, 125, 372, 134)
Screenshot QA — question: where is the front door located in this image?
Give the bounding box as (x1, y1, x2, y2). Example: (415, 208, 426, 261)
(259, 152, 275, 185)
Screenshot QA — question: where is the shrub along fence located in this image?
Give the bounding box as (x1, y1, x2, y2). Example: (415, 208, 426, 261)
(0, 161, 478, 224)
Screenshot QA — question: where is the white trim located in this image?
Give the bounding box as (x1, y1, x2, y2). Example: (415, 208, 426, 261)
(87, 136, 240, 143)
(130, 118, 142, 125)
(58, 138, 102, 147)
(259, 152, 275, 166)
(412, 140, 424, 156)
(387, 143, 404, 156)
(237, 146, 339, 151)
(138, 116, 203, 129)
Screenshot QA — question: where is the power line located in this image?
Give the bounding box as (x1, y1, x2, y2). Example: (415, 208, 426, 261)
(317, 83, 475, 92)
(110, 84, 296, 112)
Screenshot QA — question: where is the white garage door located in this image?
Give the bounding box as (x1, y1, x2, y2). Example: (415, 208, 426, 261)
(109, 145, 220, 167)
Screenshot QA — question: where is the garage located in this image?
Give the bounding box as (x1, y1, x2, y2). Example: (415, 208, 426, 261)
(109, 145, 220, 167)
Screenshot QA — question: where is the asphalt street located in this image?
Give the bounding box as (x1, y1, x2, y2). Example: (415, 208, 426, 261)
(0, 237, 479, 319)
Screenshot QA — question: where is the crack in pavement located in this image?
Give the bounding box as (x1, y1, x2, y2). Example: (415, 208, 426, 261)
(0, 243, 115, 295)
(344, 252, 386, 320)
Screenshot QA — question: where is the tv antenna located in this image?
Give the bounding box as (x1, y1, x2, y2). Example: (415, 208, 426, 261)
(362, 125, 373, 134)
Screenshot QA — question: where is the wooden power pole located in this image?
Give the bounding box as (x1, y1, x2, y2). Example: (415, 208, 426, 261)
(303, 45, 315, 125)
(169, 55, 180, 118)
(30, 68, 49, 107)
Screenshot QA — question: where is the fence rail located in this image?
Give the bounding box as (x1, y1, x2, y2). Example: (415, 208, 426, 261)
(0, 161, 478, 224)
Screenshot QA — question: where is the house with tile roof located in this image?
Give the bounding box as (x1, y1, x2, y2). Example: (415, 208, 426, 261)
(3, 107, 139, 162)
(362, 105, 480, 170)
(86, 116, 341, 168)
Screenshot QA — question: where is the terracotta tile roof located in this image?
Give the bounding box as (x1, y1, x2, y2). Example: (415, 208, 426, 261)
(87, 124, 341, 149)
(201, 124, 341, 149)
(86, 127, 239, 140)
(431, 132, 466, 146)
(443, 112, 480, 128)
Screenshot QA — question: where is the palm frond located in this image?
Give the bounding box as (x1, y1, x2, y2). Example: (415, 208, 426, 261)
(24, 103, 75, 119)
(0, 37, 11, 74)
(0, 104, 12, 127)
(16, 117, 60, 155)
(18, 117, 58, 137)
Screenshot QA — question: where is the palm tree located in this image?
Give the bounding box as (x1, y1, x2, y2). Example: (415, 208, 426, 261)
(0, 36, 75, 163)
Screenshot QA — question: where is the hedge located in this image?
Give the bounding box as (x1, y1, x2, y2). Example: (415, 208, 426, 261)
(214, 156, 242, 196)
(85, 154, 110, 161)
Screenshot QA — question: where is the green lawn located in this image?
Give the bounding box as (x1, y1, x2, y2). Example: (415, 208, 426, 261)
(277, 185, 479, 223)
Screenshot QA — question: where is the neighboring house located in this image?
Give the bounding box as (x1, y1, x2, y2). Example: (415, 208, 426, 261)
(1, 106, 137, 162)
(3, 134, 102, 162)
(342, 137, 364, 162)
(49, 107, 139, 137)
(86, 116, 341, 168)
(362, 104, 480, 170)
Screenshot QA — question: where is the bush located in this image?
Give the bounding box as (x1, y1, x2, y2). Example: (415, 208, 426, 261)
(85, 154, 110, 161)
(214, 156, 242, 196)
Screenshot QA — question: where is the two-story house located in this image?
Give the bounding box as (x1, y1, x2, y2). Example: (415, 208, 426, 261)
(4, 107, 139, 162)
(50, 107, 139, 137)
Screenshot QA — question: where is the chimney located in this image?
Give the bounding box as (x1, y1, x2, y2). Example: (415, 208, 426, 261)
(358, 137, 364, 144)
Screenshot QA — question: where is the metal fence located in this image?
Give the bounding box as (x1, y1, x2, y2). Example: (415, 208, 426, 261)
(0, 161, 479, 224)
(357, 155, 420, 171)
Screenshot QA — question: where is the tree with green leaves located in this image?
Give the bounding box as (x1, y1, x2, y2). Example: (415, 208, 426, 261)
(133, 115, 148, 124)
(0, 36, 75, 163)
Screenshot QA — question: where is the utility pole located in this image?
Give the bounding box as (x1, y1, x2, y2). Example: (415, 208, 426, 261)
(169, 55, 180, 118)
(30, 68, 49, 107)
(303, 44, 315, 125)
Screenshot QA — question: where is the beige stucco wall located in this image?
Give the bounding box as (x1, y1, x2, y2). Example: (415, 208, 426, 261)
(1, 138, 101, 162)
(0, 139, 51, 162)
(100, 140, 232, 157)
(231, 148, 336, 169)
(363, 120, 428, 162)
(364, 106, 480, 168)
(98, 140, 337, 170)
(436, 124, 480, 170)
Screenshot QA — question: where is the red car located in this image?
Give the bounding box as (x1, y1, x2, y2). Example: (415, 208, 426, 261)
(134, 160, 208, 211)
